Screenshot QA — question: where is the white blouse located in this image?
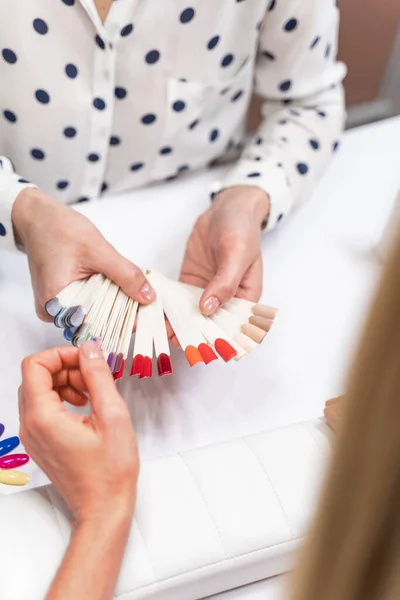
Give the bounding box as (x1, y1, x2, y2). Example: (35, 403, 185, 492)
(0, 0, 346, 252)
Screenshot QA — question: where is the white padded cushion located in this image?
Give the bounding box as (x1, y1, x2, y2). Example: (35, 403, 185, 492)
(0, 420, 331, 600)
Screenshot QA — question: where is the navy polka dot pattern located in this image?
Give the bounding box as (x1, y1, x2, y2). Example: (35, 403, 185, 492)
(221, 54, 234, 67)
(262, 51, 275, 60)
(57, 180, 69, 189)
(18, 178, 30, 184)
(333, 141, 340, 152)
(296, 162, 309, 175)
(0, 0, 345, 250)
(310, 36, 320, 49)
(93, 98, 106, 110)
(131, 162, 144, 171)
(207, 36, 220, 50)
(172, 100, 185, 112)
(64, 127, 77, 138)
(284, 18, 298, 32)
(3, 110, 17, 123)
(95, 35, 105, 50)
(35, 89, 50, 104)
(277, 213, 284, 223)
(65, 63, 78, 78)
(279, 80, 292, 92)
(121, 24, 134, 37)
(141, 113, 156, 124)
(180, 8, 195, 23)
(0, 223, 6, 236)
(210, 129, 219, 142)
(2, 48, 17, 64)
(115, 87, 127, 99)
(145, 50, 160, 64)
(31, 148, 45, 160)
(33, 19, 48, 34)
(231, 90, 244, 102)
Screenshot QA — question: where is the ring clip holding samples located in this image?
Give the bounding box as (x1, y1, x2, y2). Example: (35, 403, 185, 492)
(46, 270, 278, 380)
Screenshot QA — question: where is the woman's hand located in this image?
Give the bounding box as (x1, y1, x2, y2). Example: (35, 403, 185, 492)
(12, 189, 155, 321)
(180, 185, 270, 315)
(18, 341, 139, 525)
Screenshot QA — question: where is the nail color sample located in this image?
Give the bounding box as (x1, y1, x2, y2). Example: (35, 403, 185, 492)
(114, 353, 123, 374)
(241, 323, 266, 343)
(107, 353, 117, 372)
(64, 326, 78, 341)
(113, 359, 125, 381)
(184, 345, 203, 367)
(139, 356, 152, 378)
(157, 353, 172, 376)
(198, 343, 218, 364)
(214, 338, 237, 362)
(45, 297, 62, 317)
(252, 304, 278, 320)
(0, 469, 30, 486)
(249, 315, 273, 332)
(0, 436, 19, 458)
(0, 423, 4, 438)
(0, 453, 29, 469)
(130, 354, 143, 376)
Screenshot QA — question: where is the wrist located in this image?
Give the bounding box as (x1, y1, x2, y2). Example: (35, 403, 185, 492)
(76, 501, 135, 536)
(213, 185, 270, 229)
(12, 188, 46, 249)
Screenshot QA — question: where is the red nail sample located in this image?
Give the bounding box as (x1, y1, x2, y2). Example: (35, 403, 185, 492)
(198, 343, 218, 365)
(139, 356, 152, 379)
(113, 359, 125, 381)
(215, 338, 237, 362)
(0, 453, 30, 469)
(130, 354, 143, 376)
(157, 353, 172, 377)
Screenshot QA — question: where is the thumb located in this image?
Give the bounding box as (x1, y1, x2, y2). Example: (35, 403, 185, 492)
(96, 243, 156, 304)
(79, 341, 125, 420)
(200, 245, 249, 315)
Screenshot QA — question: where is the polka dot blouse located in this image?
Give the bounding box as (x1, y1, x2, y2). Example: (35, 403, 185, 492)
(0, 0, 346, 250)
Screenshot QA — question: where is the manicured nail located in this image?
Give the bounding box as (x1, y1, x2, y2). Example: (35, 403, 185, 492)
(81, 340, 103, 360)
(139, 281, 156, 302)
(202, 295, 220, 315)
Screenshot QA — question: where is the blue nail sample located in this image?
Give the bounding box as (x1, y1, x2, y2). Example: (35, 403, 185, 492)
(0, 436, 19, 457)
(64, 326, 78, 341)
(0, 423, 4, 438)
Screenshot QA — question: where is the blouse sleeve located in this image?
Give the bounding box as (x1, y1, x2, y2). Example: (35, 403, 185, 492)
(0, 156, 37, 252)
(217, 0, 346, 231)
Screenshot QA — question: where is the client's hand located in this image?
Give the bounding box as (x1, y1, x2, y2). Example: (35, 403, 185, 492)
(12, 189, 155, 321)
(324, 396, 343, 430)
(19, 341, 139, 524)
(180, 185, 269, 315)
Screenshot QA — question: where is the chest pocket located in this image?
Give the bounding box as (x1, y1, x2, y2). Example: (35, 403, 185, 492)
(152, 58, 255, 179)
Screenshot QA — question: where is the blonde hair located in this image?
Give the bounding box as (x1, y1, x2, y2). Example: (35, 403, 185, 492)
(291, 232, 400, 600)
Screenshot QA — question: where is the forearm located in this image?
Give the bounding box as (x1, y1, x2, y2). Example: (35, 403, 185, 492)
(46, 510, 133, 600)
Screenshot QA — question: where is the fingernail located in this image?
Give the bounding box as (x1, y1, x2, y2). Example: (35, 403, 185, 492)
(202, 296, 220, 315)
(81, 340, 103, 360)
(139, 281, 156, 303)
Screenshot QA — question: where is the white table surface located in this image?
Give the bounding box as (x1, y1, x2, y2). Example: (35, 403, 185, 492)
(0, 116, 399, 600)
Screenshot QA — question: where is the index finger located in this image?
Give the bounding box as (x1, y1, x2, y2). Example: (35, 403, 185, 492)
(21, 346, 80, 403)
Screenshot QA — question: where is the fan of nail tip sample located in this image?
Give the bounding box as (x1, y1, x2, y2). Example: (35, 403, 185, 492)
(46, 270, 278, 380)
(0, 424, 31, 487)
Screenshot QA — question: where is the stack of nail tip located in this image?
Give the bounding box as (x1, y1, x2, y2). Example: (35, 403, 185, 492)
(47, 270, 278, 379)
(0, 424, 30, 487)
